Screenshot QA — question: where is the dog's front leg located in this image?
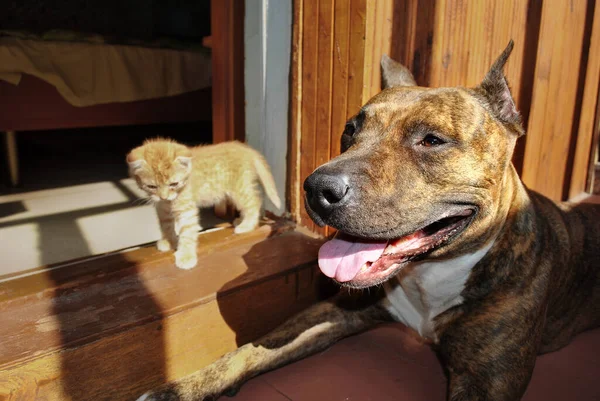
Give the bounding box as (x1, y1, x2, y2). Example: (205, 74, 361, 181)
(438, 301, 544, 401)
(138, 292, 391, 401)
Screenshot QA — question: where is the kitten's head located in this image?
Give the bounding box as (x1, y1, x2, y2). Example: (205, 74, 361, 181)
(127, 138, 192, 202)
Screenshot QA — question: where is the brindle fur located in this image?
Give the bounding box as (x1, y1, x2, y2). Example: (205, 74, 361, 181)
(139, 41, 600, 401)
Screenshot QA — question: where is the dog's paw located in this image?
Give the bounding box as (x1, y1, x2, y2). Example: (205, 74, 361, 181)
(156, 238, 172, 252)
(137, 379, 221, 401)
(174, 249, 198, 270)
(136, 386, 181, 401)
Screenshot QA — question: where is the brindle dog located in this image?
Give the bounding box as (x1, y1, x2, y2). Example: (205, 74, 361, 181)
(138, 41, 600, 401)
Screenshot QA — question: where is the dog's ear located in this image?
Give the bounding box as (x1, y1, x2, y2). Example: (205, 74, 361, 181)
(476, 40, 524, 136)
(381, 54, 417, 89)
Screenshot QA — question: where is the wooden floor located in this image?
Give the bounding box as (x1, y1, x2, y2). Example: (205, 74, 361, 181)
(0, 220, 332, 401)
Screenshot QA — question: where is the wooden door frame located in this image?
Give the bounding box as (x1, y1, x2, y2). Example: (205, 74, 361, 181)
(211, 0, 245, 144)
(210, 0, 245, 218)
(569, 3, 600, 200)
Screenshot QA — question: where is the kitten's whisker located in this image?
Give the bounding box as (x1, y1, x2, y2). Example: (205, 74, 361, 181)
(131, 197, 154, 206)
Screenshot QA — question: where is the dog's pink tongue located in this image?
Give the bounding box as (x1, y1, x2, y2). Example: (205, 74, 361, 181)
(318, 238, 387, 282)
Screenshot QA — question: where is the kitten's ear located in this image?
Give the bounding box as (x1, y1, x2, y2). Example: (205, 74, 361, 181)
(126, 151, 146, 172)
(176, 156, 192, 171)
(381, 54, 417, 89)
(475, 40, 524, 136)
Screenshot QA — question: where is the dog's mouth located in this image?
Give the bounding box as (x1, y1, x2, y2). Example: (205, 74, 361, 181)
(318, 209, 475, 288)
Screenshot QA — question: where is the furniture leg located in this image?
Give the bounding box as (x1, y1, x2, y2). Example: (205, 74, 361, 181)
(4, 131, 19, 187)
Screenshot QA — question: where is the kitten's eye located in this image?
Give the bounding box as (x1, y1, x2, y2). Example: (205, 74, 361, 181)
(343, 122, 356, 137)
(169, 182, 179, 188)
(419, 134, 445, 147)
(147, 184, 158, 190)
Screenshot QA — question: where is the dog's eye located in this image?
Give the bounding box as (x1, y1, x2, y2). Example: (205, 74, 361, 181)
(147, 184, 158, 190)
(343, 122, 356, 137)
(169, 182, 179, 188)
(420, 134, 445, 147)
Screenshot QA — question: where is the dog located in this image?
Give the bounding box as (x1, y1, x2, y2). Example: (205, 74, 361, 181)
(138, 41, 600, 401)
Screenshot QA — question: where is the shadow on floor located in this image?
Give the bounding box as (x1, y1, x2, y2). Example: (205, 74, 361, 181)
(46, 252, 168, 400)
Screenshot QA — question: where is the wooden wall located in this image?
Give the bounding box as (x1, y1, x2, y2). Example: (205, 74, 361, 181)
(289, 0, 371, 234)
(289, 0, 600, 233)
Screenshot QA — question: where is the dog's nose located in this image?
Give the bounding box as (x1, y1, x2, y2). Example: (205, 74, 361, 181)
(304, 173, 351, 216)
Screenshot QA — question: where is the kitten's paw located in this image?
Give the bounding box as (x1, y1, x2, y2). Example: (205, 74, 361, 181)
(234, 224, 257, 234)
(175, 249, 198, 270)
(156, 238, 172, 252)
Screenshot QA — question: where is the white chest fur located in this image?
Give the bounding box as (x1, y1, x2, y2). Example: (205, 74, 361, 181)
(382, 241, 495, 340)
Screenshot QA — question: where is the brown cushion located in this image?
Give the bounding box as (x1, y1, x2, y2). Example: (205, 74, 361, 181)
(224, 323, 600, 401)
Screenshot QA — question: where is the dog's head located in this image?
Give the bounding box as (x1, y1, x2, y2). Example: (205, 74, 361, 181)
(305, 41, 524, 288)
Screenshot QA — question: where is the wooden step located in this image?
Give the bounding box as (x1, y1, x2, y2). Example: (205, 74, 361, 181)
(0, 221, 332, 401)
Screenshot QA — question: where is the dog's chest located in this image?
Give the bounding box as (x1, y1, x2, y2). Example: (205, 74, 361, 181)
(382, 242, 494, 340)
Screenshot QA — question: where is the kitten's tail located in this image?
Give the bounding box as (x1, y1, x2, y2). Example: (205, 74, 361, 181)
(253, 156, 282, 209)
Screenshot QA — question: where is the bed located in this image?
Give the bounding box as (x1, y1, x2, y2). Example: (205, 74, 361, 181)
(0, 31, 213, 186)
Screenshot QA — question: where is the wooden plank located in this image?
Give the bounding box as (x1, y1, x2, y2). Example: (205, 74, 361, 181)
(361, 0, 376, 102)
(0, 224, 329, 400)
(428, 0, 528, 92)
(209, 0, 245, 219)
(211, 0, 245, 144)
(290, 0, 371, 235)
(0, 225, 324, 367)
(0, 265, 325, 401)
(422, 0, 545, 176)
(346, 0, 368, 118)
(522, 0, 589, 201)
(330, 0, 351, 160)
(324, 0, 353, 238)
(390, 0, 436, 87)
(512, 0, 543, 175)
(569, 1, 600, 199)
(288, 0, 304, 222)
(299, 0, 320, 232)
(314, 0, 335, 166)
(362, 0, 394, 100)
(313, 0, 335, 238)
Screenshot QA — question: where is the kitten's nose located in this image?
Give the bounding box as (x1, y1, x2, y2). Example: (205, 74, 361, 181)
(158, 188, 169, 200)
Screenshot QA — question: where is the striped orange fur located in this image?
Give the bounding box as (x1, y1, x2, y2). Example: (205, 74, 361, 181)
(127, 138, 281, 269)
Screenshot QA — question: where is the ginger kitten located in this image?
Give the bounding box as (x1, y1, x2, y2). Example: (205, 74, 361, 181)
(127, 138, 281, 270)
